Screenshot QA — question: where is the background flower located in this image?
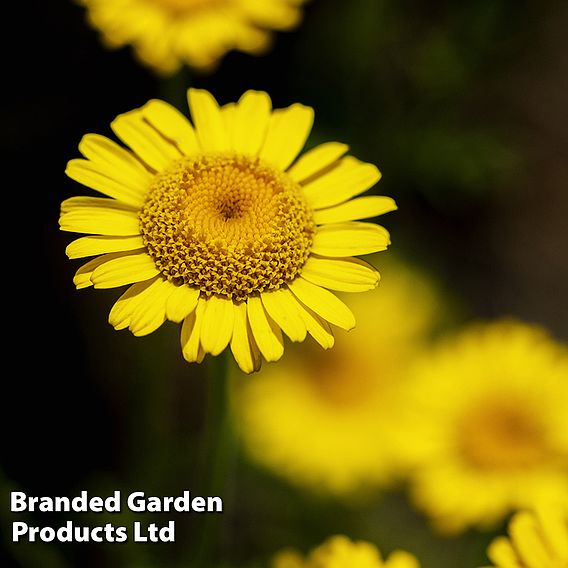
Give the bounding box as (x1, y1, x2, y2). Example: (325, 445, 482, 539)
(234, 255, 444, 497)
(394, 320, 568, 534)
(271, 535, 421, 568)
(78, 0, 308, 74)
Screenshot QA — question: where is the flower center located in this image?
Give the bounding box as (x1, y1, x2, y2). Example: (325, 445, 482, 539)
(306, 345, 391, 409)
(458, 397, 549, 470)
(139, 154, 315, 301)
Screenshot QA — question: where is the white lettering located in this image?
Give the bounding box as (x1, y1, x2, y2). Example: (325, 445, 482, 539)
(133, 521, 147, 542)
(174, 491, 190, 512)
(146, 496, 161, 512)
(105, 491, 121, 512)
(192, 497, 205, 512)
(12, 522, 28, 541)
(207, 496, 223, 512)
(133, 522, 175, 542)
(128, 492, 145, 512)
(10, 492, 27, 512)
(40, 527, 56, 542)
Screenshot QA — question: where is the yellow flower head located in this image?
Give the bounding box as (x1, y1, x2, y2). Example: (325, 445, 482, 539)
(272, 535, 421, 568)
(484, 499, 568, 568)
(60, 89, 395, 374)
(79, 0, 308, 74)
(234, 258, 441, 495)
(395, 320, 568, 533)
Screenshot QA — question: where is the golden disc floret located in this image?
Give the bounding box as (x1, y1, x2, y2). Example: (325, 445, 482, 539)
(139, 154, 315, 300)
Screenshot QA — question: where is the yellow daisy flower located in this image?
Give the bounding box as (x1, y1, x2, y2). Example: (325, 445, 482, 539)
(395, 320, 568, 533)
(60, 89, 394, 374)
(484, 500, 568, 568)
(272, 535, 421, 568)
(79, 0, 308, 74)
(234, 258, 441, 496)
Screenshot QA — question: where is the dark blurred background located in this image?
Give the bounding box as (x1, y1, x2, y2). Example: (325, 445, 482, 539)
(2, 0, 567, 566)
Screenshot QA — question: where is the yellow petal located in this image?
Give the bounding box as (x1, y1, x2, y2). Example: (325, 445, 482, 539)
(247, 295, 284, 362)
(250, 332, 262, 370)
(59, 205, 140, 236)
(233, 90, 272, 155)
(271, 550, 305, 568)
(220, 102, 237, 149)
(165, 284, 200, 323)
(487, 537, 521, 568)
(187, 88, 229, 152)
(537, 505, 568, 559)
(73, 253, 126, 289)
(300, 256, 380, 292)
(260, 288, 307, 342)
(181, 299, 206, 363)
(287, 277, 355, 330)
(510, 513, 551, 568)
(302, 156, 381, 210)
(109, 277, 160, 330)
(295, 300, 335, 349)
(128, 278, 173, 336)
(66, 235, 145, 259)
(65, 159, 148, 207)
(287, 142, 349, 183)
(141, 99, 200, 156)
(231, 302, 261, 374)
(200, 295, 235, 356)
(111, 109, 181, 171)
(78, 134, 152, 194)
(385, 551, 420, 568)
(241, 1, 301, 30)
(60, 195, 138, 214)
(90, 252, 159, 289)
(259, 103, 314, 171)
(311, 222, 391, 257)
(231, 20, 270, 54)
(313, 196, 397, 224)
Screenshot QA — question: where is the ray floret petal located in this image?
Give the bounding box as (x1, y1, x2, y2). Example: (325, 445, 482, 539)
(486, 501, 568, 568)
(60, 88, 395, 373)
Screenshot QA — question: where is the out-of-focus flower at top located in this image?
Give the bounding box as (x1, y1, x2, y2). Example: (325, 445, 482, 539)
(483, 498, 568, 568)
(60, 89, 394, 374)
(272, 534, 421, 568)
(234, 257, 442, 495)
(395, 320, 568, 534)
(78, 0, 309, 74)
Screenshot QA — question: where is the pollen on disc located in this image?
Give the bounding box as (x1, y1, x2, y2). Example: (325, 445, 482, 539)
(139, 154, 315, 300)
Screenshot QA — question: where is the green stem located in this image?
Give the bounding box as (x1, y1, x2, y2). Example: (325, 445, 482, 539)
(193, 352, 236, 567)
(158, 66, 192, 109)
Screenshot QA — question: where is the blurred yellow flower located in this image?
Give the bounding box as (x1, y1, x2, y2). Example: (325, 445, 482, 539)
(234, 258, 442, 495)
(272, 535, 421, 568)
(79, 0, 308, 74)
(60, 89, 394, 374)
(395, 320, 568, 533)
(484, 500, 568, 568)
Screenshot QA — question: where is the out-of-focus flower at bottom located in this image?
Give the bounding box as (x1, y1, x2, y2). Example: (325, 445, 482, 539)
(483, 499, 568, 568)
(233, 256, 444, 497)
(272, 535, 421, 568)
(395, 320, 568, 534)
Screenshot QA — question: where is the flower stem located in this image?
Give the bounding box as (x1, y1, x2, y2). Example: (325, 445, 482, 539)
(193, 351, 235, 567)
(158, 65, 192, 109)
